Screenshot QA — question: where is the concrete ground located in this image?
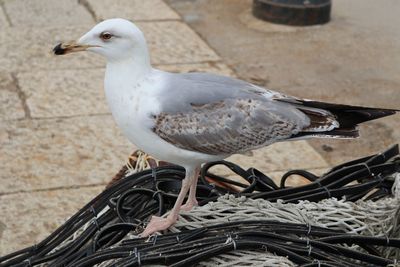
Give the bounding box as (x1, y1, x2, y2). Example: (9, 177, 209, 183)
(166, 0, 400, 165)
(0, 0, 398, 255)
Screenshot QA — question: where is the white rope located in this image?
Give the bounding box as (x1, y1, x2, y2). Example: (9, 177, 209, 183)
(168, 174, 400, 265)
(126, 150, 149, 175)
(173, 174, 400, 235)
(197, 250, 295, 267)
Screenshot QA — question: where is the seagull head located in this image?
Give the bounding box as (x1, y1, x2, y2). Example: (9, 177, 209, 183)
(53, 18, 149, 63)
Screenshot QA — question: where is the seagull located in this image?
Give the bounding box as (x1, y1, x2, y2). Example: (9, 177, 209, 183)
(54, 18, 398, 236)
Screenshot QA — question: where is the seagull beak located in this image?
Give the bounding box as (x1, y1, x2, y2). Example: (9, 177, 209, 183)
(53, 41, 96, 55)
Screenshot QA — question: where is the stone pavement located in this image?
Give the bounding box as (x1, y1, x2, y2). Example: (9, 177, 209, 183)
(0, 0, 396, 255)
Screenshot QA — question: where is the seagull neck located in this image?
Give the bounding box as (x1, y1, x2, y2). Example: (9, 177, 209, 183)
(106, 56, 152, 83)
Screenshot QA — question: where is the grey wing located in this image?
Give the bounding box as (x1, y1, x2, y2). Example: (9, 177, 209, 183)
(152, 97, 310, 155)
(156, 71, 291, 114)
(151, 71, 343, 155)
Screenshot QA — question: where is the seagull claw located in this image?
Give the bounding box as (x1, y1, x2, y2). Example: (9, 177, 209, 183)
(140, 215, 176, 237)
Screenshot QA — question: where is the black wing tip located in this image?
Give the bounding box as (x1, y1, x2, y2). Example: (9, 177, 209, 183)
(347, 108, 398, 123)
(290, 99, 398, 126)
(299, 100, 399, 113)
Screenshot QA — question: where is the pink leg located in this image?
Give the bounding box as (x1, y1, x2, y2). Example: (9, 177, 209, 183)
(180, 169, 200, 211)
(140, 166, 200, 237)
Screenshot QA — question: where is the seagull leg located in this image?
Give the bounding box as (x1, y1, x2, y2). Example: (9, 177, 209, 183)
(180, 168, 200, 211)
(140, 166, 199, 237)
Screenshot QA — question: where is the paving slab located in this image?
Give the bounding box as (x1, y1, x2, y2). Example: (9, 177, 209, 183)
(0, 186, 103, 255)
(87, 0, 180, 21)
(17, 69, 106, 118)
(166, 0, 400, 166)
(333, 0, 400, 36)
(0, 73, 24, 120)
(0, 5, 9, 28)
(17, 62, 232, 118)
(0, 21, 219, 72)
(0, 116, 133, 194)
(140, 21, 220, 64)
(3, 0, 94, 27)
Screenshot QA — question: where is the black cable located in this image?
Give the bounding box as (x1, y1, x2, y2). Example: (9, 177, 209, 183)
(1, 145, 399, 267)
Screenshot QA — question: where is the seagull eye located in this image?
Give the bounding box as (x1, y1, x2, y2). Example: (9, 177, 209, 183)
(100, 32, 113, 41)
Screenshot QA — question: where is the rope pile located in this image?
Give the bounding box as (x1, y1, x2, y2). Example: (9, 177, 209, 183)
(1, 145, 399, 266)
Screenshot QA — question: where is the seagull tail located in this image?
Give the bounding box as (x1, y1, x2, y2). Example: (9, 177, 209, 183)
(285, 100, 399, 139)
(298, 100, 399, 128)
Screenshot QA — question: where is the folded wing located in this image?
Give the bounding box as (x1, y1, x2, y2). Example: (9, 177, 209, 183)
(153, 97, 309, 155)
(152, 72, 398, 155)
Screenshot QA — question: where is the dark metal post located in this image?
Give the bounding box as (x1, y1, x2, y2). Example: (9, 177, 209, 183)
(252, 0, 331, 26)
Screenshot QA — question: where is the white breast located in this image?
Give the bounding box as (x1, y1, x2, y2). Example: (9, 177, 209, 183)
(104, 68, 219, 166)
(104, 68, 159, 145)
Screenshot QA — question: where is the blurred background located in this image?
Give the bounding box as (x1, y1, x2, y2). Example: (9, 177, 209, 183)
(0, 0, 399, 255)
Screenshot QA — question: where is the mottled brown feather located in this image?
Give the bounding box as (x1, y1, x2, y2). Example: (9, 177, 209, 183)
(152, 98, 304, 155)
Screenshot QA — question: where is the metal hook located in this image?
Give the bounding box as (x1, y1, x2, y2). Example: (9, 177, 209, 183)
(91, 217, 100, 231)
(90, 205, 97, 217)
(306, 223, 312, 236)
(130, 247, 142, 266)
(151, 168, 157, 183)
(376, 173, 385, 184)
(89, 205, 100, 230)
(133, 247, 138, 256)
(322, 186, 331, 198)
(360, 162, 372, 176)
(24, 259, 32, 267)
(137, 251, 142, 266)
(385, 234, 390, 246)
(225, 234, 237, 250)
(150, 234, 158, 245)
(308, 244, 312, 256)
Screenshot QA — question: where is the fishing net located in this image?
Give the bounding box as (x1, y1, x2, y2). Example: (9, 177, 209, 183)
(1, 145, 400, 266)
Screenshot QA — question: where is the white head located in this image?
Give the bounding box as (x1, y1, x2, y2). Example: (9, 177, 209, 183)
(54, 18, 150, 65)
